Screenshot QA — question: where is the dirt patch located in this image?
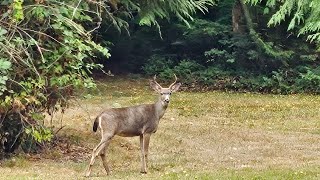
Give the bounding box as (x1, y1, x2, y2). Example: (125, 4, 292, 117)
(45, 135, 92, 162)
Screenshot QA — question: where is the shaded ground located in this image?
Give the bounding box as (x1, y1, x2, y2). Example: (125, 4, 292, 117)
(1, 77, 320, 179)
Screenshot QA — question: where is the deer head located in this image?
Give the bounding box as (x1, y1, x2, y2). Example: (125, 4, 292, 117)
(150, 74, 181, 104)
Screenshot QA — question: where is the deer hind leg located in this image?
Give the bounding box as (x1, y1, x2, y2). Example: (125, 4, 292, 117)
(100, 141, 111, 175)
(140, 133, 151, 174)
(85, 135, 113, 177)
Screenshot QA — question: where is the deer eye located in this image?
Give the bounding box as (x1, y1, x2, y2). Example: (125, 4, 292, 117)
(160, 93, 164, 95)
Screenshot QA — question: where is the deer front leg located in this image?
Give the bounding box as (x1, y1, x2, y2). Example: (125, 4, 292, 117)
(140, 133, 151, 173)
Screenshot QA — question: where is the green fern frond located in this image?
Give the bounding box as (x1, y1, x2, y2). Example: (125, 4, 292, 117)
(137, 0, 217, 27)
(247, 0, 320, 46)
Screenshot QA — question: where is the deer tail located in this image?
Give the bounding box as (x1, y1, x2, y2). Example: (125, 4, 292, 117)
(93, 117, 99, 132)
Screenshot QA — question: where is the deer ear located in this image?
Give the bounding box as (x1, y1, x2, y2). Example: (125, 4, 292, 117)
(150, 80, 162, 93)
(170, 82, 181, 92)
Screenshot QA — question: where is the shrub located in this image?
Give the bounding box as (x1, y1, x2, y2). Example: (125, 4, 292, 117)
(0, 1, 109, 157)
(295, 68, 320, 93)
(173, 60, 205, 84)
(143, 58, 204, 85)
(142, 55, 174, 76)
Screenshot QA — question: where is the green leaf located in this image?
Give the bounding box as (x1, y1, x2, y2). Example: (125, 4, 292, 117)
(263, 7, 269, 15)
(59, 6, 70, 17)
(54, 65, 64, 74)
(0, 27, 8, 36)
(226, 58, 235, 63)
(31, 6, 48, 21)
(31, 113, 45, 121)
(0, 58, 12, 70)
(25, 128, 31, 134)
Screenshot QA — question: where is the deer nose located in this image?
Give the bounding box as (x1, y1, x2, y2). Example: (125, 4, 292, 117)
(164, 98, 170, 103)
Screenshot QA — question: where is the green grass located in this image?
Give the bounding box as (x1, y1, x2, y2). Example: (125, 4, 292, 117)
(1, 77, 319, 179)
(161, 167, 320, 180)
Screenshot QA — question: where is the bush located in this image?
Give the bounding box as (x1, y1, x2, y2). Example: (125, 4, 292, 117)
(143, 58, 204, 85)
(0, 1, 109, 157)
(295, 68, 320, 93)
(142, 55, 174, 76)
(198, 66, 231, 85)
(173, 60, 205, 84)
(138, 8, 319, 94)
(142, 54, 320, 94)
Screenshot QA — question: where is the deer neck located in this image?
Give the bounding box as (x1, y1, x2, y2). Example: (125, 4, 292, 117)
(155, 98, 168, 119)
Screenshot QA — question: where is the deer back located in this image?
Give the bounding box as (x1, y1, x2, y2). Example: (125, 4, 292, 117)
(98, 103, 160, 137)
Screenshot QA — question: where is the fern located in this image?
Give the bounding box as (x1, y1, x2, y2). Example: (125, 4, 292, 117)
(246, 0, 320, 48)
(126, 0, 217, 27)
(98, 0, 216, 36)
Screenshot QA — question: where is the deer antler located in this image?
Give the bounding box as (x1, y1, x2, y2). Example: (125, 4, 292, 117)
(153, 75, 162, 88)
(169, 74, 178, 89)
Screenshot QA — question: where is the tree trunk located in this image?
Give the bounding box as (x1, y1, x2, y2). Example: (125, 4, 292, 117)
(232, 0, 245, 33)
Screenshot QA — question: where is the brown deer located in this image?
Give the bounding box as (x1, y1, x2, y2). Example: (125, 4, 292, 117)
(85, 75, 181, 177)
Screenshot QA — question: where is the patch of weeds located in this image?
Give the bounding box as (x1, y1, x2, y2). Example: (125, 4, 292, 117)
(148, 154, 181, 173)
(211, 167, 320, 179)
(150, 163, 166, 172)
(161, 171, 215, 180)
(128, 95, 154, 105)
(69, 134, 82, 145)
(311, 129, 320, 135)
(1, 155, 29, 168)
(173, 93, 208, 117)
(160, 168, 320, 179)
(112, 91, 133, 97)
(83, 94, 94, 99)
(70, 161, 87, 172)
(127, 73, 143, 79)
(43, 149, 62, 159)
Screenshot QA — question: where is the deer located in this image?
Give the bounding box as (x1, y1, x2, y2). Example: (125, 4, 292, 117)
(85, 75, 181, 177)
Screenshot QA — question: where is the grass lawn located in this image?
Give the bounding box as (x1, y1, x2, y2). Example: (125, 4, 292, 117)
(1, 77, 319, 179)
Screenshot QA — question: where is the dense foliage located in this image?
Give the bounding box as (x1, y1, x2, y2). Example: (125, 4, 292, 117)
(246, 0, 320, 50)
(0, 0, 111, 157)
(136, 0, 319, 93)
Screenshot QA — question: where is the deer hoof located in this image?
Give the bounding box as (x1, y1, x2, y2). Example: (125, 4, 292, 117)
(84, 172, 91, 178)
(140, 170, 147, 174)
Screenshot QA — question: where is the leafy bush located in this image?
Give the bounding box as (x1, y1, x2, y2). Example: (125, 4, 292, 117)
(140, 12, 320, 94)
(0, 58, 11, 96)
(205, 48, 235, 64)
(143, 58, 205, 85)
(173, 60, 205, 84)
(142, 54, 320, 94)
(142, 55, 174, 76)
(295, 68, 320, 93)
(0, 0, 109, 157)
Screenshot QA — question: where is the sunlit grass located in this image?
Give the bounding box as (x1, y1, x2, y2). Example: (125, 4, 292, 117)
(172, 91, 320, 132)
